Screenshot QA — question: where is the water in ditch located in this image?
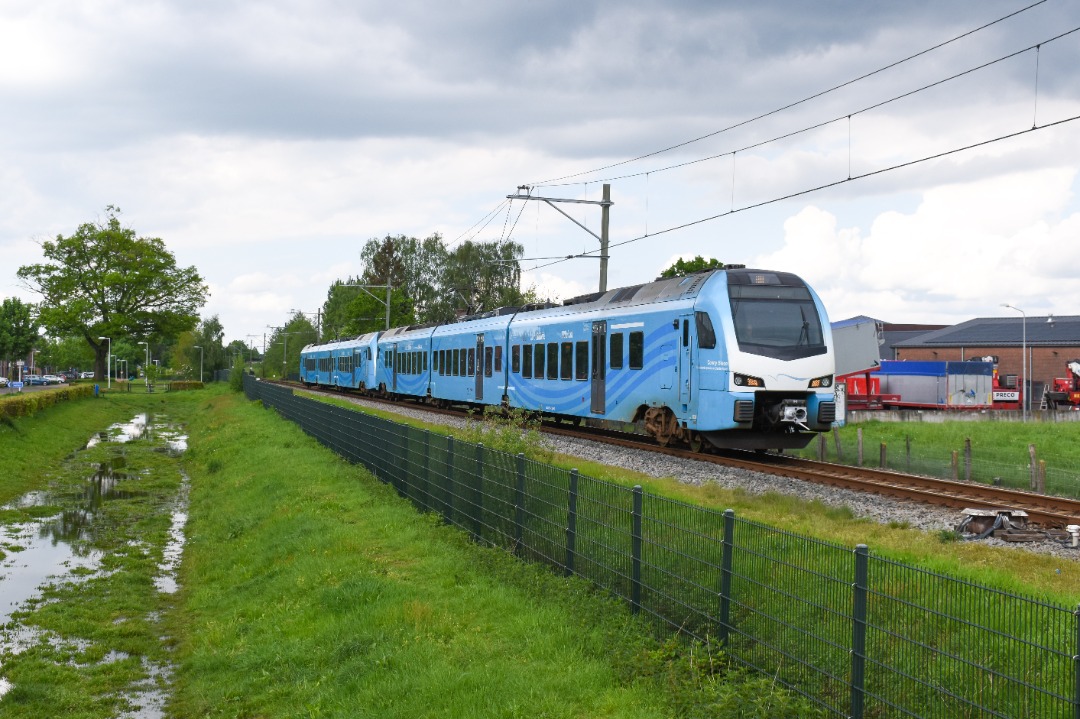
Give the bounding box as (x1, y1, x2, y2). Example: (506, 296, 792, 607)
(0, 413, 190, 716)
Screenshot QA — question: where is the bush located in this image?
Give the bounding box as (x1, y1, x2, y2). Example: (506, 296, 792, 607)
(0, 384, 94, 420)
(457, 405, 554, 462)
(228, 355, 245, 392)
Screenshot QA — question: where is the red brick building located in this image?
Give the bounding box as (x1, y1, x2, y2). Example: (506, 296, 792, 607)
(891, 315, 1080, 398)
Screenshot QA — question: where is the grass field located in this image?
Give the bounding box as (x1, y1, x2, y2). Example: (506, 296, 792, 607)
(0, 387, 820, 718)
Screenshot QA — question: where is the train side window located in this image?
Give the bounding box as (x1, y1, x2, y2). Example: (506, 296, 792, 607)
(575, 341, 588, 380)
(460, 349, 468, 376)
(534, 344, 545, 380)
(522, 345, 532, 378)
(494, 346, 503, 372)
(485, 347, 493, 377)
(695, 311, 716, 349)
(547, 343, 559, 380)
(610, 333, 624, 369)
(629, 331, 644, 369)
(441, 350, 447, 375)
(367, 348, 372, 361)
(423, 352, 428, 372)
(560, 342, 573, 380)
(682, 319, 689, 347)
(512, 345, 521, 374)
(468, 348, 475, 376)
(449, 349, 457, 376)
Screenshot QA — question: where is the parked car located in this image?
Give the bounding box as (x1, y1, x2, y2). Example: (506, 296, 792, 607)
(41, 375, 64, 384)
(80, 371, 95, 379)
(0, 376, 8, 387)
(60, 371, 78, 381)
(24, 375, 47, 385)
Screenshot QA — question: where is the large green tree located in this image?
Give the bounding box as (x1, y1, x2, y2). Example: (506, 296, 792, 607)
(0, 297, 39, 377)
(263, 313, 319, 379)
(659, 255, 724, 278)
(16, 207, 208, 379)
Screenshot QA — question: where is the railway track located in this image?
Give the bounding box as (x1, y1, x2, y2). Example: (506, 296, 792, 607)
(283, 381, 1080, 529)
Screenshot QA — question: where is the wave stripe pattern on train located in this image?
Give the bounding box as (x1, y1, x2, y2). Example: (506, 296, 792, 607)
(299, 267, 836, 450)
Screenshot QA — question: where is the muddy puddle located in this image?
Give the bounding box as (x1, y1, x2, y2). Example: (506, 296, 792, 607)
(0, 413, 190, 716)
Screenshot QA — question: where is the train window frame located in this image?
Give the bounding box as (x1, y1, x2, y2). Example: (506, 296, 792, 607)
(547, 343, 559, 380)
(629, 331, 644, 370)
(695, 311, 717, 349)
(682, 319, 689, 348)
(534, 344, 545, 380)
(468, 348, 475, 376)
(522, 344, 532, 378)
(484, 346, 493, 377)
(575, 341, 588, 380)
(512, 345, 521, 374)
(451, 349, 458, 376)
(560, 342, 573, 380)
(494, 345, 503, 372)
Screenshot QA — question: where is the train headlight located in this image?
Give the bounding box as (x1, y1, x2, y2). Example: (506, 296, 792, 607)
(733, 373, 765, 388)
(808, 375, 833, 389)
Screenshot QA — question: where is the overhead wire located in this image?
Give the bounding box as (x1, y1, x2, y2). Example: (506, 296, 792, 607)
(535, 25, 1080, 190)
(528, 0, 1050, 187)
(522, 112, 1080, 275)
(446, 199, 511, 250)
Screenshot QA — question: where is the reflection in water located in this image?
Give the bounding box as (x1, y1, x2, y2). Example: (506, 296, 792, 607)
(0, 413, 188, 709)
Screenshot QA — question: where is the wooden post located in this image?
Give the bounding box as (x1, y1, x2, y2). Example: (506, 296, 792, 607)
(1038, 459, 1047, 493)
(905, 435, 912, 473)
(833, 425, 844, 462)
(879, 443, 887, 469)
(818, 433, 826, 462)
(951, 451, 959, 481)
(1029, 444, 1038, 491)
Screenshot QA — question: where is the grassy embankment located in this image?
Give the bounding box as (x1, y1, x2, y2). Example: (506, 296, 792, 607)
(304, 391, 1080, 605)
(1, 387, 819, 718)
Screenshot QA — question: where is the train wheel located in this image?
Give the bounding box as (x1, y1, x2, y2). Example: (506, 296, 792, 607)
(644, 406, 680, 447)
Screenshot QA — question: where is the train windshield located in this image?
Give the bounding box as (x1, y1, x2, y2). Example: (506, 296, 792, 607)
(728, 284, 826, 360)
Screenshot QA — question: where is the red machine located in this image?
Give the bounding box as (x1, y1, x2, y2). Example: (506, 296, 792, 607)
(1045, 360, 1080, 409)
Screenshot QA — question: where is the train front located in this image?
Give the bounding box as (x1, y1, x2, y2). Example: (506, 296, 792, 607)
(696, 268, 836, 450)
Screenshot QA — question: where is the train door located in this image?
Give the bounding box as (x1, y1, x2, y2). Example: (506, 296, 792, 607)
(591, 320, 606, 414)
(391, 343, 398, 392)
(354, 350, 362, 389)
(475, 335, 484, 401)
(679, 314, 692, 407)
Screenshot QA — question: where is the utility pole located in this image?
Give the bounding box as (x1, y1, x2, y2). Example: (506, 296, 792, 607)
(507, 183, 612, 292)
(342, 279, 393, 330)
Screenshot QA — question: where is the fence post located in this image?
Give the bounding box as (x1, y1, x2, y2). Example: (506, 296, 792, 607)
(817, 433, 826, 462)
(631, 485, 643, 615)
(879, 443, 886, 469)
(399, 427, 410, 498)
(833, 426, 844, 462)
(473, 443, 484, 542)
(906, 435, 911, 473)
(420, 430, 430, 513)
(1073, 603, 1079, 719)
(719, 509, 735, 646)
(565, 469, 579, 576)
(964, 438, 972, 482)
(514, 453, 526, 555)
(445, 436, 455, 524)
(951, 451, 959, 481)
(857, 428, 864, 467)
(850, 544, 869, 719)
(1039, 460, 1047, 493)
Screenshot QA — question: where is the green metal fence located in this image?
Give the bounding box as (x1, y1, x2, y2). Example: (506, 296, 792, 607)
(244, 377, 1080, 718)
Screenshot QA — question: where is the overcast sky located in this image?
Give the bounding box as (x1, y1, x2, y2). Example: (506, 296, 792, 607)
(3, 0, 1079, 348)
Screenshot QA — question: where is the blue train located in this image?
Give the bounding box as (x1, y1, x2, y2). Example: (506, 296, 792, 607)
(299, 266, 836, 450)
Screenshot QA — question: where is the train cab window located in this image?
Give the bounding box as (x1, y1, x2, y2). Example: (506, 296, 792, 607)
(575, 341, 588, 380)
(683, 320, 690, 347)
(695, 311, 716, 349)
(547, 344, 559, 380)
(366, 348, 372, 361)
(494, 346, 503, 372)
(629, 331, 644, 370)
(560, 343, 573, 380)
(468, 348, 475, 376)
(534, 345, 545, 380)
(484, 347, 493, 377)
(512, 345, 521, 374)
(522, 345, 532, 378)
(610, 333, 624, 369)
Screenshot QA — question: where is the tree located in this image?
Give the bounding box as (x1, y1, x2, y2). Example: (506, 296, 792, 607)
(16, 206, 208, 379)
(437, 239, 526, 319)
(659, 256, 724, 278)
(263, 313, 318, 379)
(0, 298, 39, 376)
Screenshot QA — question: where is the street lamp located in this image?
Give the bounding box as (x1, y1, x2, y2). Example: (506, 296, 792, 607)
(194, 345, 203, 383)
(1002, 304, 1027, 422)
(97, 336, 111, 389)
(31, 349, 39, 373)
(138, 341, 149, 389)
